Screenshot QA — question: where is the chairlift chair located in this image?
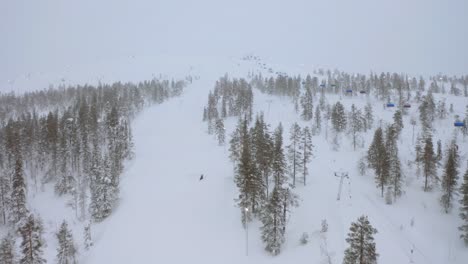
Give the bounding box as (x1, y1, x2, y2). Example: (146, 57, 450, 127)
(454, 121, 465, 127)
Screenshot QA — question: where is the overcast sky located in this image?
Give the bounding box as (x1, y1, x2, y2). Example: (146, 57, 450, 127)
(1, 0, 467, 87)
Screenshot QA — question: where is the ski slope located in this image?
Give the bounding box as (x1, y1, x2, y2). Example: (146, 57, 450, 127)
(80, 57, 468, 264)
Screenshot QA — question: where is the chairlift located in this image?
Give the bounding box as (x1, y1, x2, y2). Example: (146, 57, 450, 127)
(403, 103, 411, 108)
(454, 121, 465, 127)
(359, 90, 366, 94)
(320, 84, 326, 88)
(387, 103, 395, 107)
(345, 89, 353, 93)
(331, 84, 337, 87)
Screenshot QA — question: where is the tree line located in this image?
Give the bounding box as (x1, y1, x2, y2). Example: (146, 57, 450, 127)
(0, 77, 187, 263)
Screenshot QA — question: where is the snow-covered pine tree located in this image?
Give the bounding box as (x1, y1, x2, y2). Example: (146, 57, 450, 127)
(440, 142, 459, 213)
(228, 117, 243, 164)
(363, 103, 374, 132)
(385, 125, 403, 202)
(463, 105, 468, 137)
(331, 102, 347, 133)
(419, 93, 436, 136)
(234, 119, 263, 223)
(0, 234, 15, 264)
(221, 96, 227, 118)
(100, 155, 117, 220)
(214, 118, 225, 145)
(299, 127, 313, 186)
(280, 186, 298, 233)
(349, 104, 364, 151)
(393, 110, 403, 137)
(10, 157, 28, 224)
(460, 165, 468, 245)
(84, 222, 93, 250)
(300, 86, 313, 121)
(368, 127, 389, 197)
(55, 112, 76, 196)
(422, 136, 437, 191)
(260, 186, 284, 256)
(314, 105, 322, 134)
(324, 104, 331, 140)
(272, 124, 287, 188)
(89, 142, 117, 222)
(343, 215, 378, 264)
(0, 168, 11, 225)
(436, 100, 447, 120)
(251, 114, 273, 199)
(19, 214, 45, 264)
(436, 139, 443, 164)
(56, 221, 77, 264)
(287, 123, 302, 187)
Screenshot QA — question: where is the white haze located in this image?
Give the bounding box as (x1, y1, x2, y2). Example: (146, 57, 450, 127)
(1, 0, 467, 90)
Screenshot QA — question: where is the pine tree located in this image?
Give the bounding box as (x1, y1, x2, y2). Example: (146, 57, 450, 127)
(19, 214, 46, 264)
(221, 96, 227, 118)
(228, 118, 243, 164)
(280, 186, 298, 234)
(10, 157, 28, 224)
(349, 104, 363, 150)
(84, 222, 93, 250)
(393, 110, 403, 136)
(214, 118, 225, 145)
(0, 169, 11, 225)
(251, 114, 273, 199)
(234, 119, 263, 223)
(299, 127, 313, 186)
(422, 137, 437, 191)
(463, 105, 468, 137)
(459, 165, 468, 245)
(0, 235, 15, 264)
(436, 139, 443, 164)
(287, 123, 302, 187)
(343, 215, 378, 264)
(331, 102, 347, 132)
(260, 186, 285, 256)
(385, 125, 403, 201)
(89, 143, 117, 222)
(272, 124, 287, 188)
(419, 93, 436, 136)
(364, 103, 374, 131)
(368, 128, 389, 197)
(300, 86, 313, 121)
(56, 221, 77, 264)
(440, 142, 459, 213)
(314, 105, 321, 134)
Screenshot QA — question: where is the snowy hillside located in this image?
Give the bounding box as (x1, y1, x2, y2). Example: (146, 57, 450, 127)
(1, 1, 468, 264)
(76, 57, 467, 264)
(0, 54, 467, 263)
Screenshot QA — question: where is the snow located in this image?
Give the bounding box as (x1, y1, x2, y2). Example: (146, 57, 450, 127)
(78, 58, 467, 264)
(0, 53, 466, 263)
(1, 0, 468, 263)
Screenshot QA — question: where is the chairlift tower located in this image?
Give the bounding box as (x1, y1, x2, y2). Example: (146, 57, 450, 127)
(334, 171, 349, 201)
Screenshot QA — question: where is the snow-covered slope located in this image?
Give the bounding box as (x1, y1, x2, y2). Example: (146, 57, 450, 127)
(2, 1, 468, 263)
(77, 57, 468, 264)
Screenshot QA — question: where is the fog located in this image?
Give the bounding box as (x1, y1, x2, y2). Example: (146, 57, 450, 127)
(1, 0, 467, 88)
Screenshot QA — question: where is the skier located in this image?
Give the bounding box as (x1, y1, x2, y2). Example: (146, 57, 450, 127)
(199, 174, 204, 181)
